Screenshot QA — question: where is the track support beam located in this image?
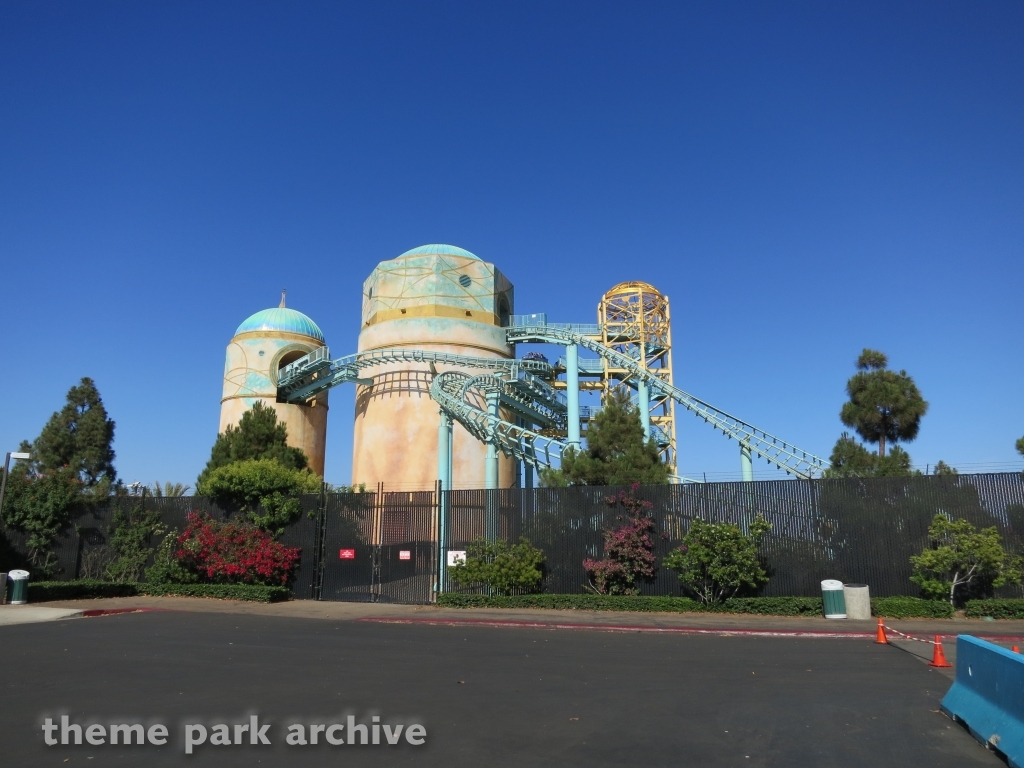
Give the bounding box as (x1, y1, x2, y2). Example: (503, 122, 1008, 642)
(740, 442, 753, 482)
(566, 343, 581, 448)
(638, 380, 651, 441)
(485, 392, 500, 489)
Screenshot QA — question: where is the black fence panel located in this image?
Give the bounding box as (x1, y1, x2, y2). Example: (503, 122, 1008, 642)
(443, 473, 1024, 599)
(2, 473, 1021, 603)
(319, 491, 379, 602)
(318, 490, 439, 604)
(276, 494, 322, 600)
(376, 491, 438, 604)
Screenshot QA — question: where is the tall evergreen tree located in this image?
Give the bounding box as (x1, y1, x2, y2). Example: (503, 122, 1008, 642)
(1017, 436, 1024, 459)
(197, 401, 309, 488)
(840, 349, 928, 456)
(25, 377, 116, 488)
(542, 389, 668, 486)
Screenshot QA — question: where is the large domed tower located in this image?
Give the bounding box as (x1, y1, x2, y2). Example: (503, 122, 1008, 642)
(220, 295, 329, 476)
(352, 244, 515, 490)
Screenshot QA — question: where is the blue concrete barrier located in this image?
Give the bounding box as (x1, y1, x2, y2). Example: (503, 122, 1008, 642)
(941, 635, 1024, 767)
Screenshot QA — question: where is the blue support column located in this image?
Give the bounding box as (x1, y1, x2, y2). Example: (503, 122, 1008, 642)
(485, 392, 500, 489)
(740, 442, 754, 482)
(638, 380, 651, 441)
(438, 410, 452, 490)
(566, 343, 581, 449)
(485, 395, 500, 543)
(437, 410, 453, 594)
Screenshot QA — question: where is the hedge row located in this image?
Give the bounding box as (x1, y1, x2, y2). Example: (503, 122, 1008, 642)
(964, 600, 1024, 620)
(137, 584, 290, 603)
(436, 594, 705, 613)
(24, 581, 290, 604)
(27, 580, 139, 602)
(715, 597, 823, 616)
(872, 596, 953, 619)
(436, 593, 957, 618)
(25, 582, 1016, 616)
(436, 594, 826, 615)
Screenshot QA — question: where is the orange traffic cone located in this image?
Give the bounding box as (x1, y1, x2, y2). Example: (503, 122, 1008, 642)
(875, 618, 888, 645)
(1013, 646, 1020, 654)
(930, 636, 952, 668)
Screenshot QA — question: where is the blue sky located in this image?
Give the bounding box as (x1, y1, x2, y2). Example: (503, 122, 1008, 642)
(1, 1, 1021, 487)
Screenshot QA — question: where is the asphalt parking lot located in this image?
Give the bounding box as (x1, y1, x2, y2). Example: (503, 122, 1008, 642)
(0, 611, 1003, 767)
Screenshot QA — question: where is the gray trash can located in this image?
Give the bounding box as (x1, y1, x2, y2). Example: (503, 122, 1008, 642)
(7, 570, 29, 605)
(821, 579, 846, 619)
(843, 583, 871, 620)
(0, 573, 6, 605)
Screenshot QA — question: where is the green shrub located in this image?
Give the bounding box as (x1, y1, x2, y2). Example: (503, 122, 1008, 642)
(714, 597, 823, 616)
(910, 514, 1023, 607)
(24, 580, 289, 603)
(137, 583, 289, 602)
(196, 458, 320, 533)
(144, 527, 198, 585)
(964, 599, 1024, 619)
(448, 538, 546, 596)
(663, 516, 771, 604)
(871, 596, 953, 619)
(104, 501, 165, 583)
(28, 580, 139, 602)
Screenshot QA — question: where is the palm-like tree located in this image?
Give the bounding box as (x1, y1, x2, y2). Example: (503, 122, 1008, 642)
(150, 482, 190, 497)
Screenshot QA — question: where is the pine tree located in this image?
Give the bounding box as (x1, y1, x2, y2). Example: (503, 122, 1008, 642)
(197, 402, 309, 488)
(543, 389, 668, 486)
(27, 377, 116, 488)
(840, 349, 928, 457)
(1017, 436, 1024, 459)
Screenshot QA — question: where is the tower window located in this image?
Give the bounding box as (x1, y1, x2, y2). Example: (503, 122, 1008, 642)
(459, 274, 472, 288)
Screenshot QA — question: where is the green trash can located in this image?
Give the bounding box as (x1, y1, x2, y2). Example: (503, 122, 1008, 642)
(821, 579, 846, 619)
(7, 570, 29, 605)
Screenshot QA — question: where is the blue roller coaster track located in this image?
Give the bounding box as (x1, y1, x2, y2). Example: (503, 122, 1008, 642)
(276, 318, 830, 485)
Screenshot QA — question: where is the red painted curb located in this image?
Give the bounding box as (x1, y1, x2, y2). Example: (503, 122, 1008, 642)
(356, 616, 1024, 642)
(356, 617, 877, 638)
(81, 608, 156, 618)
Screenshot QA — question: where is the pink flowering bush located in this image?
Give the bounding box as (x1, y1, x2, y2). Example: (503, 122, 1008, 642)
(173, 512, 301, 586)
(583, 485, 658, 595)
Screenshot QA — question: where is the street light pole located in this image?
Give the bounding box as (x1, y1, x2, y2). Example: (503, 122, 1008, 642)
(0, 451, 32, 520)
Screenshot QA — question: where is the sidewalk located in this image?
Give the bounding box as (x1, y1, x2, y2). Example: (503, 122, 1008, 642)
(0, 605, 83, 626)
(35, 595, 1024, 639)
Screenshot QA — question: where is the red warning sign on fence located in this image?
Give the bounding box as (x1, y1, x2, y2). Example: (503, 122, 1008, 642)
(399, 550, 411, 561)
(339, 549, 356, 560)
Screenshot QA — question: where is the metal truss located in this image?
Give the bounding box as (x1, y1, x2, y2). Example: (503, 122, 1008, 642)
(506, 324, 830, 480)
(276, 324, 828, 483)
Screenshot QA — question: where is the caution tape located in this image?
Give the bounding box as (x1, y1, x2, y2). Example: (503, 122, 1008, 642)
(881, 623, 938, 645)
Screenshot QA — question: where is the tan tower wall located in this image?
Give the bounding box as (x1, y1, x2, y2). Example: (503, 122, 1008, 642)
(219, 330, 329, 476)
(351, 251, 515, 490)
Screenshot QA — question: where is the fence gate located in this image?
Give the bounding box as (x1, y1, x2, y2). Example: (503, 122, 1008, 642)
(317, 486, 439, 604)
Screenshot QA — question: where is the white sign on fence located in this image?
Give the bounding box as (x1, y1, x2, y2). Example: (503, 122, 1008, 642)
(446, 550, 466, 567)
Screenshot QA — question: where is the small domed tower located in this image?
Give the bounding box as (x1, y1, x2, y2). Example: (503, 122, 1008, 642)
(220, 294, 329, 476)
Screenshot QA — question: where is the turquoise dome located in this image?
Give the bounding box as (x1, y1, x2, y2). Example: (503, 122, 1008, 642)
(234, 307, 325, 342)
(398, 243, 479, 260)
